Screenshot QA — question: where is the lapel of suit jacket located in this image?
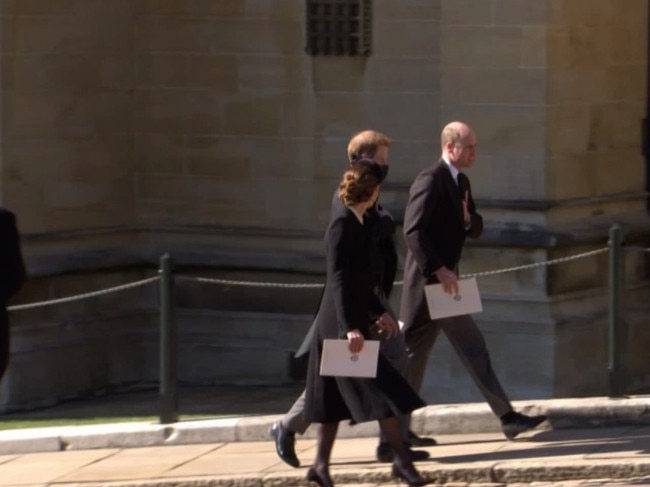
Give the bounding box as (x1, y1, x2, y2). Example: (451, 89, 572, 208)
(438, 159, 464, 225)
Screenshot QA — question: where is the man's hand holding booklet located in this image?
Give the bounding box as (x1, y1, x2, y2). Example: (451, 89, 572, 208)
(424, 277, 483, 320)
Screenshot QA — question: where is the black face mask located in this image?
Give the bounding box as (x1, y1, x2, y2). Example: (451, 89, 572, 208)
(379, 164, 389, 180)
(351, 158, 388, 183)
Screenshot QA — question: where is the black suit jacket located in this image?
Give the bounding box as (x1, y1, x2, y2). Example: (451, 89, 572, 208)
(0, 208, 26, 313)
(399, 160, 483, 331)
(361, 198, 398, 300)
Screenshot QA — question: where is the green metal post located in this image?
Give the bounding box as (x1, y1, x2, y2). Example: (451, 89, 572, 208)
(608, 225, 625, 397)
(159, 253, 178, 424)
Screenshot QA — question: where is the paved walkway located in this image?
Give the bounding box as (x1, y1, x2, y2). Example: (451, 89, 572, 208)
(2, 426, 650, 487)
(1, 394, 650, 486)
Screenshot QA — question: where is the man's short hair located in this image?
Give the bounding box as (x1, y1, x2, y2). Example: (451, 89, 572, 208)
(347, 130, 391, 163)
(440, 122, 467, 149)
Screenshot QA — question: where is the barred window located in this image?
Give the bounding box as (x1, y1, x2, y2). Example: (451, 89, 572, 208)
(305, 0, 372, 56)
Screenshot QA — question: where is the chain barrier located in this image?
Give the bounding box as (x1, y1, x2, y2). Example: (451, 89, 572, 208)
(459, 247, 609, 279)
(7, 247, 614, 311)
(178, 247, 609, 288)
(622, 246, 650, 253)
(176, 275, 324, 289)
(7, 276, 160, 312)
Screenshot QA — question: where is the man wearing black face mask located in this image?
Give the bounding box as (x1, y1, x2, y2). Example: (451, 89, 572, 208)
(270, 130, 433, 467)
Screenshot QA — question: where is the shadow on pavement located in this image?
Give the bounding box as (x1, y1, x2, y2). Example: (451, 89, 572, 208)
(435, 426, 650, 463)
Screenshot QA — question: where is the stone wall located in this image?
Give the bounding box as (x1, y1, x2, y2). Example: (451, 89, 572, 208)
(545, 0, 649, 397)
(132, 0, 441, 237)
(0, 0, 142, 411)
(545, 0, 647, 230)
(0, 0, 135, 235)
(0, 0, 649, 411)
(2, 269, 158, 411)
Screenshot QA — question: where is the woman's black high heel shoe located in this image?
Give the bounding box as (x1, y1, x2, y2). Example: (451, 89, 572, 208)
(306, 467, 334, 487)
(391, 463, 430, 486)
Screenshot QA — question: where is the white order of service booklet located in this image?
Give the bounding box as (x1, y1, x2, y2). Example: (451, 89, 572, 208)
(424, 277, 483, 320)
(319, 339, 380, 378)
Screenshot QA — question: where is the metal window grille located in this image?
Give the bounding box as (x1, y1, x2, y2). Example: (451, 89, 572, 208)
(305, 0, 372, 56)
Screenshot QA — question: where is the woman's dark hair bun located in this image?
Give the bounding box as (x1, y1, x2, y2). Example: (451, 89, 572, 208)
(352, 158, 386, 183)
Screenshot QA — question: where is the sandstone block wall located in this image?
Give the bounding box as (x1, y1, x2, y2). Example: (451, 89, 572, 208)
(0, 0, 648, 410)
(0, 0, 135, 235)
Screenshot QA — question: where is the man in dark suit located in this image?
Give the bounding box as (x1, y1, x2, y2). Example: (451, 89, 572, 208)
(400, 121, 546, 440)
(0, 207, 26, 382)
(270, 130, 433, 468)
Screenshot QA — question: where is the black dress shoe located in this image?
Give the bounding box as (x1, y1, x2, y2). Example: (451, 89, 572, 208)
(269, 421, 300, 468)
(391, 463, 430, 486)
(376, 442, 430, 463)
(407, 430, 437, 447)
(306, 466, 334, 487)
(501, 412, 547, 440)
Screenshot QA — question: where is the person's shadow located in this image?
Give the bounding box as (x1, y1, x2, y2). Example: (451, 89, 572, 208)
(433, 425, 650, 464)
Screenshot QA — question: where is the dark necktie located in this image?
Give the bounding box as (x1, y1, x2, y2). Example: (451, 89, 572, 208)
(457, 173, 468, 199)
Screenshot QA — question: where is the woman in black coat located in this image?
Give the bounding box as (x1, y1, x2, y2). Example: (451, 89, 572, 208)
(303, 161, 428, 487)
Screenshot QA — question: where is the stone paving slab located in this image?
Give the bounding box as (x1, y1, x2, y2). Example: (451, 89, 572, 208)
(0, 428, 649, 487)
(0, 449, 119, 485)
(0, 396, 650, 486)
(1, 396, 649, 456)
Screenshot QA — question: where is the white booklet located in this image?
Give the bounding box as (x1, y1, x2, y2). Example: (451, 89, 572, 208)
(424, 277, 483, 320)
(319, 339, 380, 378)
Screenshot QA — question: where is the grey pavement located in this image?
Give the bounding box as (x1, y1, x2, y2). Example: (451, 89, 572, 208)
(1, 392, 650, 486)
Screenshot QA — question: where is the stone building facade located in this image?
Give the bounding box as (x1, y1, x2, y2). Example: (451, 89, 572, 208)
(1, 1, 648, 411)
